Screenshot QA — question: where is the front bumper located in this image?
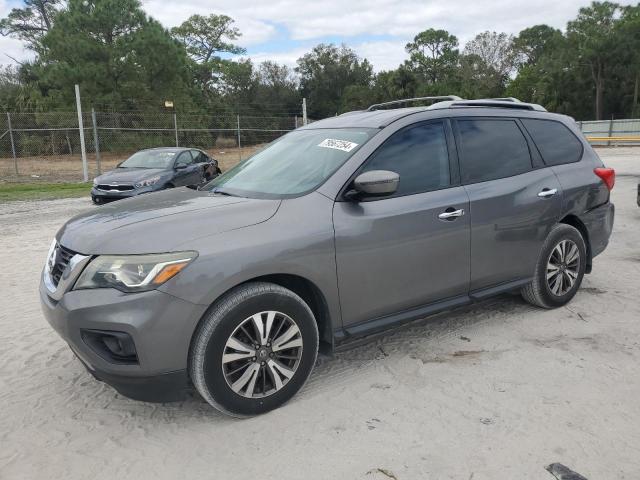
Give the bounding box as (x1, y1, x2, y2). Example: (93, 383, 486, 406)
(40, 280, 208, 402)
(91, 186, 155, 203)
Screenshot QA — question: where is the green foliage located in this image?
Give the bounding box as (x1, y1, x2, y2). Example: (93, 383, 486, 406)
(405, 29, 459, 84)
(296, 44, 373, 117)
(1, 0, 639, 122)
(0, 0, 61, 51)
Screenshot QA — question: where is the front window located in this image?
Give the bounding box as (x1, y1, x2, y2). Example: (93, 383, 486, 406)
(205, 128, 377, 198)
(119, 150, 178, 169)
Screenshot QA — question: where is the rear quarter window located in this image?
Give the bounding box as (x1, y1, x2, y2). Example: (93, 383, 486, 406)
(521, 119, 583, 166)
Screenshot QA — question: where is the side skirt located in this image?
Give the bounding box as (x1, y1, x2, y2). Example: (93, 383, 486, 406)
(332, 277, 531, 352)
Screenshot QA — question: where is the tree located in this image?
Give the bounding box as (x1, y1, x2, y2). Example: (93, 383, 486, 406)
(512, 25, 563, 67)
(296, 44, 373, 118)
(616, 5, 640, 117)
(0, 0, 62, 52)
(33, 0, 194, 110)
(254, 61, 300, 111)
(463, 31, 516, 81)
(567, 1, 622, 120)
(171, 14, 245, 64)
(171, 14, 246, 97)
(404, 29, 459, 84)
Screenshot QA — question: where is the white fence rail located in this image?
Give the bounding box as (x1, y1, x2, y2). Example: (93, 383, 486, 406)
(578, 119, 640, 146)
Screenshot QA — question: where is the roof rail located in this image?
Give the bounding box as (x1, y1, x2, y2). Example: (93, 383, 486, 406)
(367, 95, 463, 111)
(485, 97, 522, 103)
(429, 99, 547, 112)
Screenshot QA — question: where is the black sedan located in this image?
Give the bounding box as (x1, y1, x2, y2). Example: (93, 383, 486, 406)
(91, 147, 220, 204)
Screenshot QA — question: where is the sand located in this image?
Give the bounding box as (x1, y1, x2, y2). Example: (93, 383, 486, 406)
(0, 148, 639, 480)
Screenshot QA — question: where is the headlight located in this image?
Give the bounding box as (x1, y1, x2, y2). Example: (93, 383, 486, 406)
(74, 251, 197, 293)
(93, 178, 98, 186)
(134, 176, 161, 188)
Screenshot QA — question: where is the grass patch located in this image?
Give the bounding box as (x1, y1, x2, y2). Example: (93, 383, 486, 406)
(0, 183, 92, 202)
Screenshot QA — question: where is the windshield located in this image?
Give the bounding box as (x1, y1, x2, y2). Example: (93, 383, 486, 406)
(119, 150, 178, 169)
(205, 128, 376, 198)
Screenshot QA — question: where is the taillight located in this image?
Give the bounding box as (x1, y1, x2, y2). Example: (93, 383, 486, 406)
(594, 167, 615, 191)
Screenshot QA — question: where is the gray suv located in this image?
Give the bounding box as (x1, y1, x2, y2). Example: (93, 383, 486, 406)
(40, 97, 615, 417)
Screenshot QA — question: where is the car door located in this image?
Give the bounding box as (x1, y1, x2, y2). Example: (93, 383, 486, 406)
(190, 150, 208, 181)
(173, 151, 200, 186)
(333, 120, 471, 328)
(453, 117, 562, 292)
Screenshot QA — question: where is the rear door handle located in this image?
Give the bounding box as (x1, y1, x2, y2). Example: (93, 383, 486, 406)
(438, 208, 465, 220)
(538, 188, 558, 198)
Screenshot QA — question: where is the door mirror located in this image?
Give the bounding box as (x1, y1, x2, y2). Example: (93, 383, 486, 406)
(348, 170, 399, 199)
(174, 163, 188, 170)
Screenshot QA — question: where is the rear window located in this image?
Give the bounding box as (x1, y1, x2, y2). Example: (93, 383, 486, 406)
(457, 119, 533, 184)
(521, 119, 583, 166)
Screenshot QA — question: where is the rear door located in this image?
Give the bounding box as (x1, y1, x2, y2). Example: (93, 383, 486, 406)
(334, 120, 471, 327)
(453, 117, 562, 292)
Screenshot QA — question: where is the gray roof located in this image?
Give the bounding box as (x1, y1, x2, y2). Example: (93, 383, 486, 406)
(301, 107, 429, 130)
(301, 100, 550, 130)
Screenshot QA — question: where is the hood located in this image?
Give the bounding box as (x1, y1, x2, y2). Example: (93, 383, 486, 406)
(57, 188, 281, 254)
(94, 167, 169, 185)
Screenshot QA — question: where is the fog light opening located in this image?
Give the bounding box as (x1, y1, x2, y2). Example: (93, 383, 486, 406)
(81, 329, 139, 365)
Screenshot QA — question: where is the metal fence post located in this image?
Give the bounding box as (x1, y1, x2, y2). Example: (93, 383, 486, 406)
(74, 84, 89, 182)
(608, 118, 614, 147)
(174, 113, 179, 147)
(6, 112, 18, 175)
(237, 114, 242, 161)
(91, 108, 101, 175)
(302, 98, 308, 126)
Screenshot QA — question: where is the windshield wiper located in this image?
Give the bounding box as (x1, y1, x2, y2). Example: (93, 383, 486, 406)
(211, 188, 237, 197)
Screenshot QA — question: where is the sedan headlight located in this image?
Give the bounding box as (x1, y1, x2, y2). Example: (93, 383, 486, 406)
(134, 176, 161, 188)
(74, 251, 198, 293)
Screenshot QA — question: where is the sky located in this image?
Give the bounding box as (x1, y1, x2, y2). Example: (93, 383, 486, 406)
(0, 0, 635, 71)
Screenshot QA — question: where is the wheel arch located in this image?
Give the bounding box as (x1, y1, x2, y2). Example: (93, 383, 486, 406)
(191, 273, 335, 355)
(559, 214, 592, 273)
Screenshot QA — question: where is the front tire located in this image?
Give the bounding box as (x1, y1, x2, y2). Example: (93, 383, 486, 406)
(189, 282, 319, 417)
(521, 224, 587, 309)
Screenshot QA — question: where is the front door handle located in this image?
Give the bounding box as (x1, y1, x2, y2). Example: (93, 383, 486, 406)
(438, 208, 465, 220)
(538, 188, 558, 198)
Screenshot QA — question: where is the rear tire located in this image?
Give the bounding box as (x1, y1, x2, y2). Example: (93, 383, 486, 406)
(189, 282, 319, 417)
(521, 224, 586, 309)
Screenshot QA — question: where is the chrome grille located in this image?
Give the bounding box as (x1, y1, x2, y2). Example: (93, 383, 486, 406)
(49, 244, 77, 286)
(96, 184, 134, 191)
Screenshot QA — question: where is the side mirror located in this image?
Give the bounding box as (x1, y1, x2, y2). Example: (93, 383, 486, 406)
(174, 164, 188, 170)
(347, 170, 399, 200)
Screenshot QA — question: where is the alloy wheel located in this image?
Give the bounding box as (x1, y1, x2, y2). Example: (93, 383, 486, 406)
(546, 239, 580, 296)
(221, 311, 303, 398)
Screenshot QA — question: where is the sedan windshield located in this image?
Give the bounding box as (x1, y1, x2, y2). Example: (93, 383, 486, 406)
(205, 128, 376, 198)
(119, 150, 178, 169)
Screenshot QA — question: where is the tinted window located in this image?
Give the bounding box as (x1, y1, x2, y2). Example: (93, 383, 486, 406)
(175, 151, 194, 166)
(522, 119, 583, 166)
(362, 121, 450, 197)
(193, 151, 208, 163)
(119, 150, 178, 169)
(457, 119, 532, 184)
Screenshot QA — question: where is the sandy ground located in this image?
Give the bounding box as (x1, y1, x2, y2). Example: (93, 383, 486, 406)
(0, 148, 639, 480)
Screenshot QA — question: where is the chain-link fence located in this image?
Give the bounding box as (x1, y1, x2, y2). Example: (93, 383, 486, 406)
(0, 110, 307, 182)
